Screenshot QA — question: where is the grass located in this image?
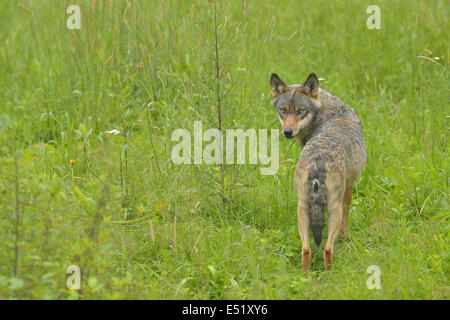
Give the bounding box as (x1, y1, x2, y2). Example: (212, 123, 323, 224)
(0, 0, 448, 299)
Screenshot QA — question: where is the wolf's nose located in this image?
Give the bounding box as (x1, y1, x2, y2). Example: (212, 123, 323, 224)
(283, 128, 293, 137)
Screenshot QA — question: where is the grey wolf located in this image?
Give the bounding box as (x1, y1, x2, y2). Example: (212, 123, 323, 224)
(270, 72, 367, 271)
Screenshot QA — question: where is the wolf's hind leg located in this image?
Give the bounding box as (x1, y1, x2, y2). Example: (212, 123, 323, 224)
(339, 184, 353, 241)
(297, 202, 311, 272)
(324, 195, 343, 271)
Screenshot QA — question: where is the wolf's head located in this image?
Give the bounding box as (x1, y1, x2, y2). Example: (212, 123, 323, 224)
(270, 73, 320, 139)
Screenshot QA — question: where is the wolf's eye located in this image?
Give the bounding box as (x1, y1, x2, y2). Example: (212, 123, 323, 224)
(279, 106, 288, 114)
(297, 107, 306, 115)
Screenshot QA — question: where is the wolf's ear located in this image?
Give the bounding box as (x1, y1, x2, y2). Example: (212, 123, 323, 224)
(270, 73, 288, 98)
(301, 73, 319, 98)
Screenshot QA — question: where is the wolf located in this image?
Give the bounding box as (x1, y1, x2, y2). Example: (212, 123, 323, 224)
(270, 72, 367, 271)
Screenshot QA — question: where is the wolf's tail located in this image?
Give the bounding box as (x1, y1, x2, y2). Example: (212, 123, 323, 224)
(309, 170, 326, 246)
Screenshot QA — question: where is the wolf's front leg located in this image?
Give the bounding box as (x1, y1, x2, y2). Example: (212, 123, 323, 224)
(297, 202, 311, 272)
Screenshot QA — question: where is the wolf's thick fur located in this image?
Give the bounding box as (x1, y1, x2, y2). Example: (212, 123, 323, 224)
(270, 73, 366, 271)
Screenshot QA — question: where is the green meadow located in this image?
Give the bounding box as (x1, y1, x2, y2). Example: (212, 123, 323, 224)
(0, 0, 448, 299)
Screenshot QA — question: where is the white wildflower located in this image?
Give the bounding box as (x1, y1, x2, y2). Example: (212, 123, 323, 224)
(104, 129, 121, 135)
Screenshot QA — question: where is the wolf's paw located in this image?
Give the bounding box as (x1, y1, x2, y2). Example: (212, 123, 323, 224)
(324, 247, 333, 271)
(337, 231, 348, 242)
(302, 247, 311, 272)
(337, 227, 348, 242)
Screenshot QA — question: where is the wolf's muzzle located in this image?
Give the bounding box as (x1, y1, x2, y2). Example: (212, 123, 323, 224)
(283, 128, 294, 138)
